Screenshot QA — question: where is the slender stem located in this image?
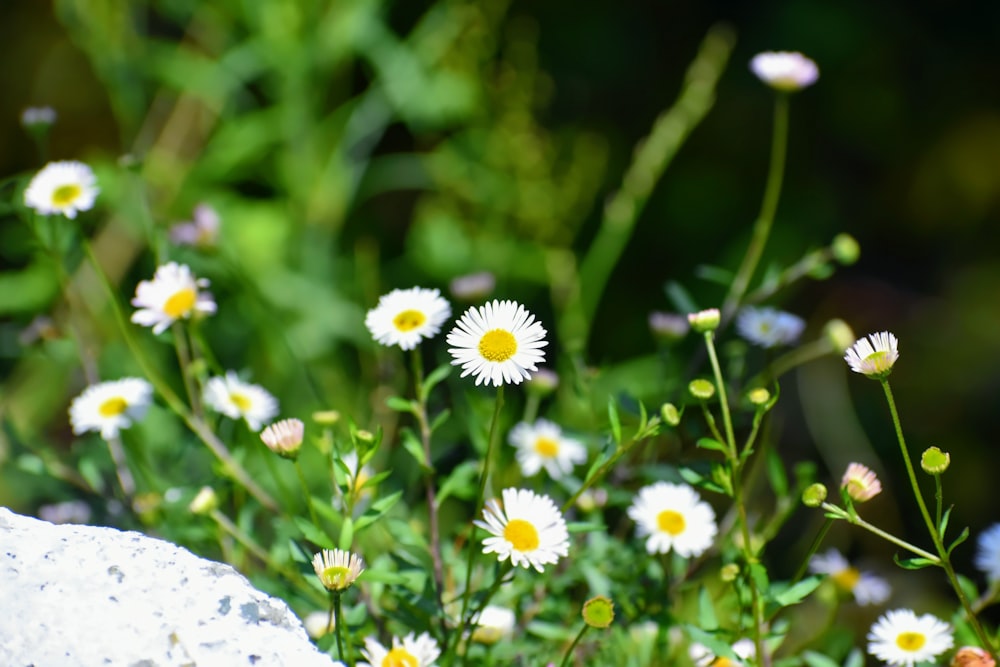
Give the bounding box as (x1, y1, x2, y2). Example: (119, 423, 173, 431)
(171, 321, 203, 419)
(704, 332, 736, 457)
(821, 502, 939, 563)
(333, 591, 347, 664)
(294, 459, 321, 528)
(791, 518, 833, 585)
(558, 624, 591, 667)
(209, 508, 273, 565)
(104, 435, 137, 498)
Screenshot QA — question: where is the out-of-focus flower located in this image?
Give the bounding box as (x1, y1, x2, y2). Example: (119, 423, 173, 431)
(476, 488, 569, 572)
(37, 500, 91, 525)
(447, 300, 547, 386)
(449, 271, 496, 301)
(260, 418, 304, 459)
(130, 262, 216, 334)
(203, 371, 279, 431)
(69, 378, 154, 440)
(358, 632, 440, 667)
(24, 160, 99, 219)
(809, 548, 891, 606)
(867, 609, 953, 667)
(21, 106, 57, 128)
(690, 638, 756, 666)
(974, 524, 1000, 583)
(648, 311, 690, 342)
(842, 462, 882, 503)
(736, 307, 805, 348)
(169, 203, 220, 248)
(628, 482, 717, 557)
(750, 51, 819, 91)
(470, 605, 516, 645)
(508, 419, 586, 480)
(951, 647, 996, 667)
(302, 611, 335, 639)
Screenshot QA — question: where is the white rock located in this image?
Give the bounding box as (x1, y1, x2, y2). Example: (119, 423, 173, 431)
(0, 507, 336, 667)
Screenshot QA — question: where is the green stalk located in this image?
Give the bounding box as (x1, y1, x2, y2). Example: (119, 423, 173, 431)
(558, 623, 591, 667)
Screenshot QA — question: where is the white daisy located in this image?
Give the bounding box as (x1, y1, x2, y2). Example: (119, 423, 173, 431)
(809, 548, 891, 606)
(627, 481, 717, 557)
(470, 605, 516, 645)
(508, 419, 587, 479)
(736, 306, 805, 348)
(260, 418, 304, 459)
(365, 286, 452, 351)
(475, 487, 569, 572)
(359, 632, 440, 667)
(690, 638, 756, 667)
(68, 377, 154, 439)
(867, 608, 953, 667)
(974, 524, 1000, 583)
(130, 262, 217, 335)
(203, 371, 279, 431)
(447, 300, 547, 387)
(24, 160, 99, 219)
(311, 548, 365, 591)
(845, 331, 899, 379)
(750, 51, 819, 91)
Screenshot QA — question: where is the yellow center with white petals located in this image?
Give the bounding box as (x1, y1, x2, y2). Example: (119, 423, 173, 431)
(534, 437, 559, 458)
(382, 647, 418, 667)
(321, 565, 350, 590)
(163, 287, 197, 318)
(504, 518, 540, 551)
(832, 567, 860, 592)
(52, 184, 82, 207)
(230, 392, 252, 412)
(478, 329, 517, 362)
(896, 631, 926, 652)
(392, 309, 426, 332)
(656, 510, 686, 536)
(98, 397, 128, 417)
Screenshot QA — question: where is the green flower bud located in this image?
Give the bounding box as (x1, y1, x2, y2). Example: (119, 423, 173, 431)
(688, 379, 716, 400)
(823, 319, 856, 354)
(660, 403, 681, 426)
(832, 233, 860, 265)
(921, 446, 950, 475)
(747, 388, 771, 406)
(687, 308, 720, 333)
(582, 596, 614, 629)
(802, 483, 828, 507)
(720, 563, 740, 582)
(189, 486, 218, 515)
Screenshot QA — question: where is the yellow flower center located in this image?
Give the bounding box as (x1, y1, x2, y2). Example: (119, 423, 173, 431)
(98, 397, 128, 417)
(656, 510, 686, 536)
(230, 392, 252, 412)
(534, 436, 559, 458)
(382, 647, 418, 667)
(504, 518, 540, 551)
(163, 287, 197, 318)
(896, 631, 926, 652)
(478, 329, 517, 362)
(831, 567, 861, 592)
(392, 309, 427, 332)
(52, 184, 82, 207)
(711, 659, 736, 667)
(321, 565, 350, 589)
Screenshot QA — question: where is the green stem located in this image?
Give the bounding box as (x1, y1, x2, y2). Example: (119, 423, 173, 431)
(704, 332, 736, 459)
(821, 502, 939, 563)
(171, 321, 204, 420)
(294, 459, 321, 528)
(332, 591, 347, 665)
(791, 518, 833, 586)
(558, 623, 591, 667)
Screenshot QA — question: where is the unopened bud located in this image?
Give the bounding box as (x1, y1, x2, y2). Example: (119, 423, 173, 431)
(582, 596, 614, 629)
(747, 388, 771, 406)
(921, 446, 950, 475)
(189, 486, 218, 515)
(802, 483, 828, 507)
(823, 319, 856, 354)
(832, 233, 860, 265)
(688, 308, 720, 333)
(660, 403, 681, 426)
(688, 379, 716, 400)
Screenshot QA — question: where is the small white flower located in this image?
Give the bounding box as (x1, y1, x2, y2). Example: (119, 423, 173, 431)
(845, 331, 899, 379)
(842, 462, 882, 502)
(736, 306, 805, 348)
(359, 632, 440, 667)
(169, 203, 220, 247)
(975, 524, 1000, 583)
(37, 500, 91, 525)
(867, 608, 953, 667)
(311, 548, 365, 591)
(508, 419, 587, 479)
(471, 605, 516, 645)
(365, 287, 452, 351)
(260, 418, 304, 458)
(750, 51, 819, 91)
(21, 106, 57, 128)
(690, 638, 756, 666)
(809, 548, 891, 606)
(24, 160, 99, 219)
(203, 371, 279, 431)
(628, 481, 717, 557)
(69, 378, 154, 440)
(447, 300, 547, 386)
(131, 262, 217, 335)
(476, 488, 569, 572)
(302, 611, 335, 639)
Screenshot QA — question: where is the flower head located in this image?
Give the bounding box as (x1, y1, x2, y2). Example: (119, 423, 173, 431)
(690, 638, 756, 667)
(582, 596, 615, 629)
(449, 271, 496, 301)
(845, 331, 899, 379)
(24, 160, 99, 219)
(203, 371, 279, 431)
(365, 287, 452, 351)
(508, 419, 587, 480)
(359, 632, 440, 667)
(736, 307, 805, 348)
(688, 308, 720, 333)
(809, 548, 891, 606)
(260, 418, 304, 459)
(447, 300, 547, 386)
(471, 605, 516, 645)
(750, 51, 819, 91)
(627, 481, 717, 557)
(867, 608, 953, 667)
(842, 462, 882, 502)
(974, 524, 1000, 583)
(952, 647, 996, 667)
(169, 203, 220, 248)
(130, 262, 217, 335)
(476, 488, 569, 572)
(69, 377, 153, 439)
(648, 311, 690, 342)
(312, 549, 365, 591)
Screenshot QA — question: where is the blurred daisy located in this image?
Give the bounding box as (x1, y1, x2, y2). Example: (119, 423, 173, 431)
(471, 605, 516, 645)
(169, 203, 220, 248)
(69, 377, 154, 439)
(203, 371, 278, 431)
(476, 488, 569, 572)
(359, 632, 440, 667)
(845, 332, 899, 379)
(690, 638, 755, 666)
(508, 419, 586, 479)
(302, 611, 335, 639)
(131, 262, 217, 334)
(974, 524, 1000, 583)
(24, 160, 99, 219)
(809, 548, 891, 605)
(736, 307, 805, 348)
(37, 500, 91, 525)
(311, 548, 365, 591)
(842, 462, 882, 502)
(447, 300, 547, 386)
(627, 481, 717, 557)
(365, 286, 451, 351)
(449, 271, 496, 301)
(750, 51, 819, 91)
(260, 418, 304, 459)
(21, 106, 57, 128)
(867, 608, 952, 667)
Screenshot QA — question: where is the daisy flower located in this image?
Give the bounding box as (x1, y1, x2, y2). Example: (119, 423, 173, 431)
(365, 287, 452, 351)
(750, 51, 819, 91)
(24, 160, 99, 219)
(470, 605, 516, 645)
(476, 488, 569, 572)
(311, 548, 365, 591)
(690, 638, 756, 666)
(447, 300, 547, 387)
(359, 632, 440, 667)
(627, 481, 717, 557)
(508, 419, 587, 479)
(68, 377, 154, 440)
(809, 548, 891, 606)
(867, 608, 953, 667)
(260, 418, 304, 459)
(845, 331, 899, 379)
(974, 524, 1000, 583)
(842, 462, 882, 502)
(203, 371, 279, 431)
(21, 106, 57, 128)
(130, 262, 217, 335)
(736, 306, 805, 348)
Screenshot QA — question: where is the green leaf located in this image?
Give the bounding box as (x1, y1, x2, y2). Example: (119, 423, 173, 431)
(420, 364, 452, 401)
(665, 281, 698, 313)
(939, 505, 953, 537)
(400, 429, 429, 469)
(293, 516, 336, 549)
(678, 466, 726, 495)
(766, 449, 789, 497)
(339, 517, 354, 550)
(696, 437, 728, 453)
(893, 554, 939, 570)
(354, 490, 404, 531)
(566, 521, 605, 534)
(771, 576, 822, 607)
(801, 651, 842, 667)
(429, 408, 451, 433)
(437, 461, 479, 504)
(608, 398, 622, 444)
(526, 620, 575, 641)
(386, 396, 417, 414)
(697, 587, 718, 630)
(947, 526, 970, 555)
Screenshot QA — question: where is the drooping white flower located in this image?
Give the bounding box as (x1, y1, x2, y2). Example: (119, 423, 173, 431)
(809, 548, 891, 606)
(130, 262, 217, 335)
(736, 306, 805, 348)
(68, 378, 154, 440)
(358, 632, 440, 667)
(24, 160, 99, 219)
(365, 287, 452, 351)
(476, 488, 569, 572)
(627, 481, 717, 557)
(750, 51, 819, 91)
(447, 300, 547, 387)
(508, 419, 587, 479)
(867, 608, 953, 667)
(203, 371, 278, 431)
(845, 331, 899, 379)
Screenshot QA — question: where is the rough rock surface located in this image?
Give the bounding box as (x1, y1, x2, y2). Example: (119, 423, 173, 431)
(0, 507, 335, 667)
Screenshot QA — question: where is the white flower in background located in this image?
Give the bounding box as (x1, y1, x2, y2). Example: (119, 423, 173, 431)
(471, 605, 516, 645)
(628, 481, 717, 557)
(37, 500, 91, 525)
(449, 271, 496, 301)
(169, 203, 220, 247)
(69, 378, 154, 440)
(131, 262, 217, 334)
(750, 51, 819, 91)
(21, 106, 57, 128)
(690, 638, 756, 666)
(809, 548, 891, 606)
(736, 306, 805, 348)
(476, 487, 569, 572)
(365, 287, 452, 351)
(867, 608, 953, 667)
(508, 419, 586, 479)
(447, 300, 547, 386)
(203, 371, 278, 431)
(358, 632, 440, 667)
(24, 160, 99, 219)
(845, 331, 899, 379)
(975, 524, 1000, 583)
(302, 611, 336, 639)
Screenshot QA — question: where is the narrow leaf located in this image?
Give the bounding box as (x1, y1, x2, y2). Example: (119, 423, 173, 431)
(608, 398, 622, 444)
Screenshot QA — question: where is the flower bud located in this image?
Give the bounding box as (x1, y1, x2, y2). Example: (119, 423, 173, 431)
(660, 403, 681, 426)
(747, 388, 771, 406)
(823, 319, 856, 354)
(921, 446, 950, 475)
(582, 596, 614, 629)
(688, 308, 720, 333)
(951, 647, 995, 667)
(802, 483, 828, 507)
(189, 486, 218, 515)
(688, 379, 716, 400)
(832, 233, 860, 265)
(260, 418, 305, 460)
